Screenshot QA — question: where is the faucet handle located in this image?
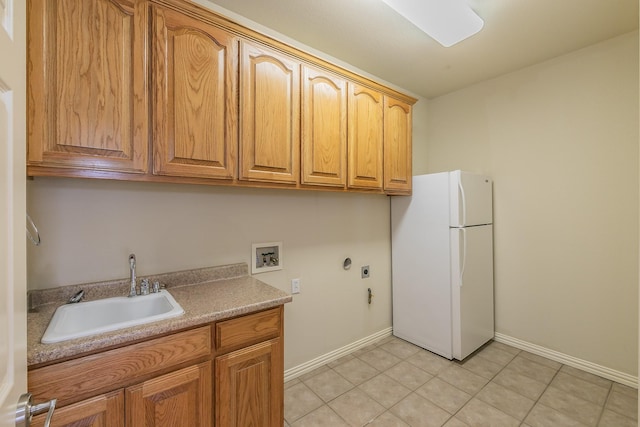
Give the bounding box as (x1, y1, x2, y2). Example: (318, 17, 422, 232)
(68, 289, 85, 304)
(140, 278, 150, 295)
(152, 281, 166, 293)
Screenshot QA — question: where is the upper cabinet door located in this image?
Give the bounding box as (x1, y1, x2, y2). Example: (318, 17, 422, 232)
(383, 96, 412, 194)
(151, 4, 238, 180)
(301, 66, 347, 188)
(348, 84, 383, 190)
(239, 41, 300, 184)
(27, 0, 148, 174)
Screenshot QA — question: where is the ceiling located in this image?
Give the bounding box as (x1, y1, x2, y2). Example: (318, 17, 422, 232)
(199, 0, 638, 99)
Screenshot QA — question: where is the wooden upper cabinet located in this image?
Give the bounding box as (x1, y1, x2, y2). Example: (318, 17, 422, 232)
(27, 0, 148, 174)
(384, 97, 412, 194)
(151, 4, 238, 179)
(348, 84, 384, 190)
(239, 41, 300, 184)
(301, 66, 347, 187)
(26, 0, 415, 192)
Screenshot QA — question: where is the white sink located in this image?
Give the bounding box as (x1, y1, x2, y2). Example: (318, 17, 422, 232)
(41, 290, 185, 344)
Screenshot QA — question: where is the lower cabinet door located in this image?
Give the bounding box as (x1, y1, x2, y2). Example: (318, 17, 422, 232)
(215, 339, 284, 427)
(32, 390, 124, 427)
(126, 362, 212, 427)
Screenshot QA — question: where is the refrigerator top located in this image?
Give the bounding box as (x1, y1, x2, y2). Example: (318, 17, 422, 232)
(449, 170, 493, 227)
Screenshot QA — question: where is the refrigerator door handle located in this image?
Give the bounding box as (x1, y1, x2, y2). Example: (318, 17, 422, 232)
(459, 228, 467, 287)
(458, 179, 467, 226)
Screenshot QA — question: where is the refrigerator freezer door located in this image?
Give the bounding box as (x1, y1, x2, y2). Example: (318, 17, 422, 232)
(391, 173, 453, 359)
(450, 171, 493, 227)
(450, 225, 494, 360)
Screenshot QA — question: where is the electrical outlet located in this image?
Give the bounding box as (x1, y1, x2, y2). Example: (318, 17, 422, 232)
(291, 278, 301, 294)
(361, 265, 370, 278)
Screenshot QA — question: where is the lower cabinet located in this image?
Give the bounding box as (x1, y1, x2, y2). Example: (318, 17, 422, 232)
(29, 307, 285, 427)
(32, 363, 212, 427)
(32, 390, 124, 427)
(215, 339, 283, 427)
(127, 362, 212, 427)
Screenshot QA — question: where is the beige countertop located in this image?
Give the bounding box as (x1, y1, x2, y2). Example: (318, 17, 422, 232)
(27, 263, 292, 367)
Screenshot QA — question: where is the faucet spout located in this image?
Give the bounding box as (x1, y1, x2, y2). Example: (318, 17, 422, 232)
(128, 254, 137, 297)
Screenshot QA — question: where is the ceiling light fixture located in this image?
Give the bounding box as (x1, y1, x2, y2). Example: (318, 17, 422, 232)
(381, 0, 484, 47)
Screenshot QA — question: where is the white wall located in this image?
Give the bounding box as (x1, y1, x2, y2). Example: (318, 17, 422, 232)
(26, 179, 394, 369)
(419, 31, 639, 376)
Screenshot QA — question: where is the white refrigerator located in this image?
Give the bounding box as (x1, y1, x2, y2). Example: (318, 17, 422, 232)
(391, 170, 494, 360)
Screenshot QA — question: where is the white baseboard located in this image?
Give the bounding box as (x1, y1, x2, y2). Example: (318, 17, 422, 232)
(494, 332, 638, 389)
(284, 328, 393, 382)
(284, 329, 638, 389)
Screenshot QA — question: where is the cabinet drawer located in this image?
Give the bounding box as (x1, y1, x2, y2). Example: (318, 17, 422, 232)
(216, 308, 281, 353)
(29, 326, 211, 407)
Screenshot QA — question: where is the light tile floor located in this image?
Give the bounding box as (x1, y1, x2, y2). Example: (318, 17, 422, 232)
(284, 336, 638, 427)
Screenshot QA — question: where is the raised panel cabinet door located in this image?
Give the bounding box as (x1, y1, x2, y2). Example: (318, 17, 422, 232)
(126, 362, 212, 427)
(240, 41, 300, 184)
(301, 66, 347, 187)
(27, 0, 148, 174)
(348, 84, 383, 190)
(31, 390, 124, 427)
(151, 4, 238, 179)
(384, 96, 413, 194)
(215, 339, 284, 427)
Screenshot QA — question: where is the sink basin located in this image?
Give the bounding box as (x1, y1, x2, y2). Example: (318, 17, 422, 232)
(41, 290, 185, 344)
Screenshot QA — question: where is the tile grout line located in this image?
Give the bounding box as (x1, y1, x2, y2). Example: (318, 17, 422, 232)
(594, 381, 615, 427)
(393, 344, 556, 425)
(333, 340, 412, 426)
(440, 348, 527, 425)
(290, 339, 398, 426)
(305, 341, 527, 426)
(598, 382, 640, 425)
(331, 339, 436, 426)
(295, 367, 351, 426)
(517, 363, 562, 427)
(464, 348, 619, 426)
(361, 340, 495, 425)
(287, 338, 633, 426)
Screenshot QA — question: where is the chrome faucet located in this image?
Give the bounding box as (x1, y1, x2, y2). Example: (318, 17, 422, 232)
(128, 254, 137, 297)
